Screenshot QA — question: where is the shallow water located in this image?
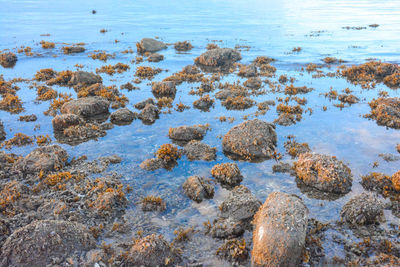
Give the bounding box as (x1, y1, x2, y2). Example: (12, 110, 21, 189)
(1, 0, 400, 265)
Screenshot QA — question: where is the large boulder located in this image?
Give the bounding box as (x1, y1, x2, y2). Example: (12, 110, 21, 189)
(110, 108, 137, 125)
(251, 192, 309, 267)
(126, 234, 180, 266)
(340, 193, 384, 226)
(61, 96, 110, 118)
(182, 176, 214, 203)
(136, 38, 167, 53)
(294, 152, 353, 194)
(222, 119, 277, 161)
(0, 220, 95, 267)
(14, 145, 68, 174)
(195, 48, 241, 70)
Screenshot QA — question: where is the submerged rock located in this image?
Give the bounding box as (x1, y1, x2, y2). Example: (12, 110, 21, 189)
(18, 114, 37, 122)
(195, 48, 241, 71)
(174, 41, 193, 51)
(219, 185, 261, 221)
(209, 217, 245, 239)
(52, 114, 82, 131)
(238, 63, 257, 77)
(15, 145, 68, 174)
(126, 234, 180, 267)
(182, 175, 214, 203)
(136, 38, 167, 53)
(0, 52, 17, 68)
(0, 220, 95, 267)
(147, 53, 164, 62)
(110, 108, 137, 125)
(61, 96, 110, 118)
(222, 119, 277, 161)
(138, 103, 159, 124)
(340, 193, 384, 226)
(251, 192, 309, 267)
(0, 120, 5, 141)
(294, 152, 353, 194)
(183, 140, 216, 161)
(139, 158, 165, 171)
(168, 124, 208, 142)
(211, 162, 243, 188)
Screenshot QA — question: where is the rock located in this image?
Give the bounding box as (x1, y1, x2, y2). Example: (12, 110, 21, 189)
(0, 220, 95, 267)
(219, 185, 261, 221)
(110, 108, 137, 125)
(182, 176, 214, 203)
(18, 114, 37, 122)
(174, 41, 193, 51)
(63, 46, 85, 54)
(244, 77, 262, 89)
(251, 192, 309, 267)
(69, 71, 102, 88)
(134, 98, 155, 110)
(238, 64, 257, 77)
(168, 124, 208, 142)
(148, 53, 164, 62)
(52, 114, 82, 131)
(141, 196, 166, 212)
(222, 96, 255, 110)
(294, 153, 353, 194)
(194, 48, 241, 70)
(15, 145, 68, 174)
(209, 217, 245, 239)
(137, 38, 167, 53)
(183, 140, 216, 161)
(61, 96, 110, 118)
(138, 104, 159, 124)
(393, 170, 400, 191)
(0, 52, 17, 68)
(378, 153, 400, 162)
(100, 154, 122, 164)
(126, 234, 180, 267)
(0, 120, 5, 141)
(340, 193, 384, 226)
(152, 81, 176, 98)
(274, 113, 296, 126)
(272, 162, 294, 175)
(193, 95, 214, 111)
(140, 158, 165, 171)
(366, 97, 400, 129)
(222, 119, 277, 161)
(211, 163, 243, 188)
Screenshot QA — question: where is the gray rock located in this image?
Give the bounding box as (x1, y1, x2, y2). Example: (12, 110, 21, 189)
(219, 185, 261, 221)
(183, 140, 216, 161)
(152, 81, 176, 98)
(137, 38, 167, 53)
(69, 71, 102, 88)
(222, 119, 277, 161)
(238, 63, 257, 77)
(251, 192, 309, 267)
(294, 152, 353, 194)
(140, 158, 165, 171)
(134, 98, 155, 110)
(61, 96, 110, 118)
(340, 193, 384, 226)
(148, 53, 164, 62)
(209, 217, 245, 239)
(52, 114, 82, 131)
(138, 104, 159, 124)
(211, 162, 243, 188)
(0, 52, 17, 68)
(110, 108, 137, 125)
(0, 220, 95, 267)
(0, 120, 6, 141)
(195, 48, 241, 70)
(182, 176, 214, 203)
(168, 124, 208, 142)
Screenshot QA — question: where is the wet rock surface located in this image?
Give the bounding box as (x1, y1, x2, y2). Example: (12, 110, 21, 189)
(138, 103, 160, 124)
(69, 71, 102, 89)
(134, 98, 155, 110)
(147, 52, 164, 62)
(222, 119, 277, 161)
(340, 193, 384, 226)
(61, 96, 110, 118)
(182, 176, 214, 203)
(168, 124, 208, 142)
(0, 220, 96, 267)
(0, 52, 17, 68)
(125, 234, 180, 266)
(152, 81, 176, 98)
(0, 121, 5, 141)
(110, 108, 137, 125)
(137, 38, 167, 53)
(251, 192, 309, 267)
(208, 217, 245, 239)
(211, 162, 243, 188)
(366, 97, 400, 129)
(195, 48, 241, 71)
(294, 152, 353, 194)
(52, 113, 82, 131)
(183, 140, 216, 161)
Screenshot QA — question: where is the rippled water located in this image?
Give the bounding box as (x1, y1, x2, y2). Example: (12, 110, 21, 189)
(1, 0, 400, 265)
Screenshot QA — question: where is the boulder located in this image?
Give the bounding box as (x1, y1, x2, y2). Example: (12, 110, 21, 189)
(195, 48, 241, 70)
(152, 81, 176, 98)
(110, 108, 137, 125)
(182, 176, 214, 203)
(0, 120, 5, 141)
(138, 104, 159, 124)
(69, 71, 102, 88)
(294, 152, 353, 194)
(222, 119, 277, 160)
(134, 98, 155, 110)
(137, 38, 167, 53)
(168, 124, 208, 142)
(183, 140, 216, 161)
(52, 114, 82, 131)
(61, 96, 110, 118)
(211, 162, 243, 188)
(251, 192, 309, 267)
(0, 220, 95, 267)
(340, 193, 384, 226)
(0, 52, 17, 68)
